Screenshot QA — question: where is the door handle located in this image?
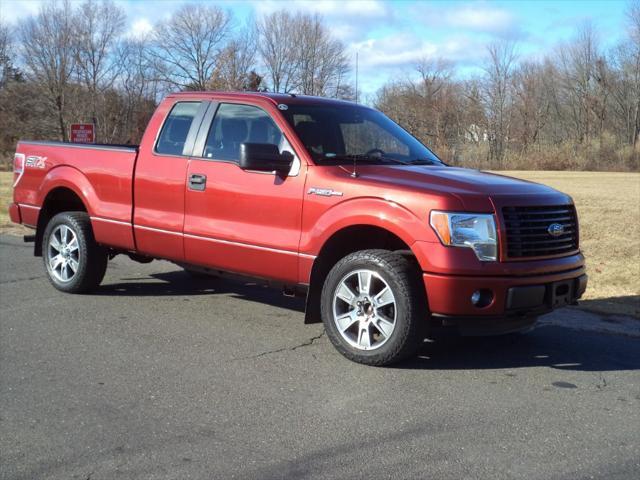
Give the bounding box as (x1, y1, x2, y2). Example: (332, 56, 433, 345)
(189, 173, 207, 191)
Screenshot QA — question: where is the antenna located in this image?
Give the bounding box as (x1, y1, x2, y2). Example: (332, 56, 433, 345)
(355, 51, 359, 104)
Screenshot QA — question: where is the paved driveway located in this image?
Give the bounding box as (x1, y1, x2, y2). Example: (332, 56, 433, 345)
(1, 234, 639, 479)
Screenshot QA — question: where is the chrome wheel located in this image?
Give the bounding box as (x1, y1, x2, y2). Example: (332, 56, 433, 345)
(332, 269, 397, 351)
(47, 224, 80, 282)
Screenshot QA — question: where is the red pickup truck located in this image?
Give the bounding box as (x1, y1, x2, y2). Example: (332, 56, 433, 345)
(10, 92, 587, 365)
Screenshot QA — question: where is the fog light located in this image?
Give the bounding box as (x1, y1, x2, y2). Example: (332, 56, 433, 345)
(471, 289, 493, 308)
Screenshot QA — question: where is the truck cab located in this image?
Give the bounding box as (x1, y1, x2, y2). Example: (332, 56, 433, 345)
(10, 92, 587, 365)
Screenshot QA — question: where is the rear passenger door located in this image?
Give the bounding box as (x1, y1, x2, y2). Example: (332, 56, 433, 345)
(133, 100, 208, 261)
(183, 102, 306, 283)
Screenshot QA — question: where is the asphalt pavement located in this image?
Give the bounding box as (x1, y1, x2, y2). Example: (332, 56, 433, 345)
(1, 234, 639, 480)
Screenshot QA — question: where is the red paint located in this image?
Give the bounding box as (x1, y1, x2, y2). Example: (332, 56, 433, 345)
(11, 91, 587, 321)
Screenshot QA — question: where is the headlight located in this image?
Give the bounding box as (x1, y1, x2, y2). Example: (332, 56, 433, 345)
(430, 211, 498, 261)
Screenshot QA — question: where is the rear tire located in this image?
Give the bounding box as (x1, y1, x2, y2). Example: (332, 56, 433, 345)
(42, 212, 108, 293)
(321, 249, 426, 366)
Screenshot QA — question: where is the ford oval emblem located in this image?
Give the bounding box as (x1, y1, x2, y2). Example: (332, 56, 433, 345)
(548, 223, 565, 236)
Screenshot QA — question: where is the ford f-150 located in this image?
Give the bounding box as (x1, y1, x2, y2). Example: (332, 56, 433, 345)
(9, 92, 588, 365)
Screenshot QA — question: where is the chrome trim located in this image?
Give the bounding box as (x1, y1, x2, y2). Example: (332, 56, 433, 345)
(135, 224, 183, 237)
(18, 203, 41, 211)
(18, 140, 137, 153)
(90, 216, 132, 227)
(184, 233, 316, 258)
(101, 221, 318, 259)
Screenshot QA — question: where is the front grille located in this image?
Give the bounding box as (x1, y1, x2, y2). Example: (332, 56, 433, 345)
(502, 205, 578, 259)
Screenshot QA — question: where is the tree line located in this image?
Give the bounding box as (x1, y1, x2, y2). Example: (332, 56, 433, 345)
(375, 7, 639, 171)
(1, 0, 638, 171)
(0, 0, 350, 157)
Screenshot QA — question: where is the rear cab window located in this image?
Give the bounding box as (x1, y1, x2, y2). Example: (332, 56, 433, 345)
(155, 102, 202, 156)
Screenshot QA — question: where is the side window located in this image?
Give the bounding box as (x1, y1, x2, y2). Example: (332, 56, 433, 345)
(203, 103, 284, 162)
(155, 102, 201, 156)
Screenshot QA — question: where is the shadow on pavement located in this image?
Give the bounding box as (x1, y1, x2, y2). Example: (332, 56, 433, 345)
(577, 295, 639, 318)
(96, 269, 305, 312)
(402, 324, 640, 372)
(96, 269, 638, 373)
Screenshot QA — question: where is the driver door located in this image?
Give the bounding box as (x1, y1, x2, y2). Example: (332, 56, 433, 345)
(183, 102, 306, 283)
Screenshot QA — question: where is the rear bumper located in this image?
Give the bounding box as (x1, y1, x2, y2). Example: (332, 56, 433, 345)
(423, 268, 587, 334)
(9, 202, 21, 224)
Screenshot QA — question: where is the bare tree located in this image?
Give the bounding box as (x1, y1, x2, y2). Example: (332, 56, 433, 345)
(209, 26, 258, 91)
(73, 0, 126, 138)
(483, 41, 518, 165)
(296, 14, 350, 96)
(610, 0, 640, 147)
(258, 11, 349, 96)
(257, 11, 300, 93)
(19, 0, 76, 141)
(556, 23, 603, 143)
(150, 4, 232, 90)
(0, 21, 13, 88)
(512, 61, 552, 151)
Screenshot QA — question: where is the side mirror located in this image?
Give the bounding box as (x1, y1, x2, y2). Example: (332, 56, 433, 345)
(239, 143, 293, 175)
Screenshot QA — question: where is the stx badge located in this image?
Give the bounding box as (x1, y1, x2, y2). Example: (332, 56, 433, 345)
(25, 156, 47, 169)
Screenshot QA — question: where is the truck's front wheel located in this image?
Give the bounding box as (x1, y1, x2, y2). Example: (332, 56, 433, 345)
(321, 249, 426, 366)
(42, 212, 108, 293)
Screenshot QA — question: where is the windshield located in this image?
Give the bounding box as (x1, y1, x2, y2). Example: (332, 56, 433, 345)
(279, 104, 443, 166)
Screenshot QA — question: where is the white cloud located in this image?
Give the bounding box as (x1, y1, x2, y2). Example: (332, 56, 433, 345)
(129, 18, 153, 38)
(410, 2, 520, 37)
(445, 6, 515, 33)
(0, 0, 41, 24)
(252, 0, 390, 19)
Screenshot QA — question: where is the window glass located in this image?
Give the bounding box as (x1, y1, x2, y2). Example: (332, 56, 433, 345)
(341, 121, 409, 156)
(203, 103, 285, 162)
(280, 105, 442, 166)
(155, 102, 201, 156)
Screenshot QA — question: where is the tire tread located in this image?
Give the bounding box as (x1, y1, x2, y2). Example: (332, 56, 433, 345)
(321, 249, 426, 366)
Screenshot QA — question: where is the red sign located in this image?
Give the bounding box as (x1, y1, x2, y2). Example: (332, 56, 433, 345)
(70, 124, 95, 144)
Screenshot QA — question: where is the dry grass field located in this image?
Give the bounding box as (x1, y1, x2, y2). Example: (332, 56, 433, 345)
(1, 171, 638, 317)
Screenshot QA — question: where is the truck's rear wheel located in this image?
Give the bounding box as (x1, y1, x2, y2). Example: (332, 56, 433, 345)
(42, 212, 108, 293)
(321, 249, 426, 366)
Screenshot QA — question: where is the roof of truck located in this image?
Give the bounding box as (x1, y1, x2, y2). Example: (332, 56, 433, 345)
(169, 91, 365, 108)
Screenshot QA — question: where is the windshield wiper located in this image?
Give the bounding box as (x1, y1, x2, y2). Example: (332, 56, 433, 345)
(324, 154, 410, 165)
(407, 158, 442, 166)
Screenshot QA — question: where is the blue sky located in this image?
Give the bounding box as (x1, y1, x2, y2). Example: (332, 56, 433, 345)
(1, 0, 631, 97)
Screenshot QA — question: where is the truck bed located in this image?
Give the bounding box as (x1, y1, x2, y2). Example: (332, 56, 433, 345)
(14, 140, 139, 251)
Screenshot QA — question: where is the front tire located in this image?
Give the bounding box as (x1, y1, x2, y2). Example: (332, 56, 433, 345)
(321, 249, 426, 366)
(42, 212, 108, 293)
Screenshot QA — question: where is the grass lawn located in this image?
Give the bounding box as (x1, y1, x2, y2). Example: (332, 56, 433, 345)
(0, 172, 29, 235)
(1, 171, 638, 317)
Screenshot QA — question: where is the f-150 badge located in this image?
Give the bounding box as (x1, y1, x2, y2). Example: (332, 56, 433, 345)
(307, 187, 343, 197)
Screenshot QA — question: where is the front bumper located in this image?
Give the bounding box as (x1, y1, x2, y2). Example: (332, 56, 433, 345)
(423, 268, 587, 334)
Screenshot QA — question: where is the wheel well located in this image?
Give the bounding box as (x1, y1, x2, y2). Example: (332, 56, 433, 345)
(35, 187, 87, 256)
(304, 225, 417, 324)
